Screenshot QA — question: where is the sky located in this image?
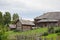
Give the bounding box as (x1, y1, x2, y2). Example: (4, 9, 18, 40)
(0, 0, 60, 21)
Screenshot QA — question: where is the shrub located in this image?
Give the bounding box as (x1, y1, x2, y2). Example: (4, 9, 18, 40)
(0, 25, 9, 40)
(55, 29, 60, 33)
(48, 27, 54, 33)
(57, 33, 60, 35)
(42, 32, 48, 36)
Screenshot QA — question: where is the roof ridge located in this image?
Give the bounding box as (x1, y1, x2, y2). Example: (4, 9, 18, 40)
(35, 12, 60, 19)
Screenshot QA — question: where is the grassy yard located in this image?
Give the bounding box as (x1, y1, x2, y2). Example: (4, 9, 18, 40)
(54, 27, 60, 30)
(4, 27, 48, 40)
(41, 34, 57, 40)
(3, 27, 60, 40)
(19, 27, 48, 36)
(42, 33, 60, 40)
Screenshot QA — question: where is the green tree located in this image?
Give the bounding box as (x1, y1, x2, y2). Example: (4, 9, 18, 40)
(13, 13, 19, 20)
(0, 25, 8, 40)
(0, 11, 3, 25)
(3, 12, 11, 25)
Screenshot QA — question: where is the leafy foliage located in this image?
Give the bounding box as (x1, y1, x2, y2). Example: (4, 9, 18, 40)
(42, 32, 48, 36)
(13, 13, 19, 21)
(0, 25, 8, 40)
(0, 11, 20, 40)
(3, 12, 11, 25)
(55, 28, 60, 33)
(48, 27, 54, 33)
(0, 12, 3, 25)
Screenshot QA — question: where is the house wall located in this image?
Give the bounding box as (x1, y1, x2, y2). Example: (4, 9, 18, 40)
(34, 19, 41, 27)
(15, 20, 34, 31)
(16, 21, 22, 31)
(22, 25, 32, 31)
(16, 21, 33, 31)
(36, 22, 58, 27)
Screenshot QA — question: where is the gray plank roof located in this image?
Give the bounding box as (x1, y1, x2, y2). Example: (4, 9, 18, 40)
(20, 19, 35, 25)
(9, 24, 16, 28)
(35, 12, 60, 20)
(14, 19, 35, 25)
(37, 19, 58, 22)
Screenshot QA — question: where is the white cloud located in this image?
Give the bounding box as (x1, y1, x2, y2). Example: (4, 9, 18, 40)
(22, 18, 34, 21)
(0, 0, 60, 12)
(0, 0, 60, 20)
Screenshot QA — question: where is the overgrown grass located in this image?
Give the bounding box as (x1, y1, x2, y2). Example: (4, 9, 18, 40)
(3, 27, 48, 40)
(41, 34, 57, 40)
(54, 27, 60, 30)
(46, 34, 57, 38)
(19, 27, 48, 36)
(2, 27, 60, 40)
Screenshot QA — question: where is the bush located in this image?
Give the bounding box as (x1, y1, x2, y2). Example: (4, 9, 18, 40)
(0, 25, 9, 40)
(48, 27, 54, 33)
(42, 32, 48, 36)
(57, 33, 60, 35)
(55, 29, 60, 33)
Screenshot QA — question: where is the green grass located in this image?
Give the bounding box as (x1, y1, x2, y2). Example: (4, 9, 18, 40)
(54, 27, 60, 30)
(3, 27, 60, 40)
(41, 34, 58, 40)
(19, 27, 48, 36)
(5, 27, 60, 36)
(3, 28, 48, 40)
(46, 34, 57, 38)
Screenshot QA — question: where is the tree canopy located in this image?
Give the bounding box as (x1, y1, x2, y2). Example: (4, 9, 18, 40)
(13, 13, 19, 21)
(3, 12, 11, 25)
(0, 12, 3, 25)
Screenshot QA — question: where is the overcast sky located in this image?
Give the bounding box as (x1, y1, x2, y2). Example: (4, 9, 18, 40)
(0, 0, 60, 20)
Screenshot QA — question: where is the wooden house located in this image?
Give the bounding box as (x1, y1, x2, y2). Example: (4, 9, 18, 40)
(9, 24, 16, 30)
(34, 12, 60, 27)
(12, 19, 35, 31)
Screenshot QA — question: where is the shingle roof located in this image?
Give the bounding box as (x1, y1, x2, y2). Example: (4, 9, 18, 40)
(9, 24, 16, 28)
(20, 19, 35, 25)
(14, 18, 35, 25)
(37, 19, 58, 22)
(35, 12, 60, 20)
